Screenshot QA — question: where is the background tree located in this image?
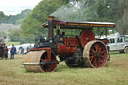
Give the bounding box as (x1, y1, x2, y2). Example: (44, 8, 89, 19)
(19, 34, 35, 44)
(21, 0, 69, 38)
(8, 29, 21, 42)
(7, 9, 32, 25)
(0, 11, 8, 23)
(0, 32, 7, 37)
(52, 0, 128, 35)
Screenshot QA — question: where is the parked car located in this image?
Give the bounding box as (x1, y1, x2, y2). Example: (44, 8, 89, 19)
(107, 35, 128, 53)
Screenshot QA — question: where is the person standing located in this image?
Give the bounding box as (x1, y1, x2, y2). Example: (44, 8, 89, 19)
(21, 47, 24, 55)
(10, 44, 16, 60)
(26, 46, 29, 53)
(4, 46, 8, 60)
(26, 45, 32, 54)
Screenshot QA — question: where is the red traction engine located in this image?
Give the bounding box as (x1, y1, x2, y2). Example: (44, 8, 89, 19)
(23, 16, 116, 72)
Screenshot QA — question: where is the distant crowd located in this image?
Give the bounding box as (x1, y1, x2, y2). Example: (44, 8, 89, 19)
(0, 44, 33, 60)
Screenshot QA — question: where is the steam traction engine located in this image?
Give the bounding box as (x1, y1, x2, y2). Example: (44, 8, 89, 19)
(23, 16, 116, 72)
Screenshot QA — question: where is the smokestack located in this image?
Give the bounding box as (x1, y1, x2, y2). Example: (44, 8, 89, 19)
(48, 16, 54, 42)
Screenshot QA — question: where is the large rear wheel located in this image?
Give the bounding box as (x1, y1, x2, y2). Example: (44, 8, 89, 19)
(83, 40, 108, 68)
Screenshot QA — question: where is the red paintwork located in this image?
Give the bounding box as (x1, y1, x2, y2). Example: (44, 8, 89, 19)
(54, 20, 66, 25)
(41, 52, 57, 72)
(80, 30, 95, 47)
(29, 47, 51, 61)
(58, 44, 76, 56)
(64, 37, 80, 47)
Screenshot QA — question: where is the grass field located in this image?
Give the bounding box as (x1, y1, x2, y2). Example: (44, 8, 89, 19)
(0, 52, 128, 85)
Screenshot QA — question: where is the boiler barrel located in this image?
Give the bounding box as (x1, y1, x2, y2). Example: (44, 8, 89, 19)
(57, 44, 76, 56)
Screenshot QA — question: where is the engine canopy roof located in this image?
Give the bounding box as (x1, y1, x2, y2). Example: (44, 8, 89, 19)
(43, 20, 116, 29)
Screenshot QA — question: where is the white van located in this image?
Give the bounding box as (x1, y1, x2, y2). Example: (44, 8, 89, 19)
(107, 35, 128, 53)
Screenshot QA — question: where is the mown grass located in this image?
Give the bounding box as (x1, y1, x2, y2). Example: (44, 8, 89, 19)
(0, 52, 128, 85)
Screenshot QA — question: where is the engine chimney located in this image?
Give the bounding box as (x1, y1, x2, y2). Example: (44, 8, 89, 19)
(48, 16, 54, 42)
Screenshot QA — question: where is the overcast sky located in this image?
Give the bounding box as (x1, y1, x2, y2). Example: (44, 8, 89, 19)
(0, 0, 42, 15)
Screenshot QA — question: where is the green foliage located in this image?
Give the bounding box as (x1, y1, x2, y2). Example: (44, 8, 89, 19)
(8, 29, 22, 42)
(83, 0, 128, 34)
(0, 11, 8, 23)
(19, 33, 35, 44)
(8, 29, 35, 44)
(0, 32, 7, 37)
(15, 18, 25, 25)
(51, 0, 128, 35)
(7, 9, 32, 24)
(0, 9, 31, 25)
(21, 0, 69, 37)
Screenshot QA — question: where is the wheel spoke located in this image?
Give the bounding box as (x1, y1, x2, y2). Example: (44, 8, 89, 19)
(94, 44, 100, 52)
(98, 48, 102, 53)
(90, 49, 95, 53)
(92, 58, 96, 66)
(99, 58, 103, 63)
(95, 62, 97, 67)
(97, 58, 101, 66)
(90, 57, 94, 62)
(100, 51, 104, 55)
(90, 52, 94, 56)
(99, 56, 104, 60)
(99, 58, 104, 66)
(90, 55, 95, 62)
(90, 55, 95, 59)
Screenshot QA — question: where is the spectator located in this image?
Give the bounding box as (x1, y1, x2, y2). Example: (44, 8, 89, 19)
(26, 45, 32, 53)
(26, 46, 29, 53)
(4, 46, 8, 60)
(29, 45, 32, 50)
(21, 47, 24, 55)
(10, 44, 16, 60)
